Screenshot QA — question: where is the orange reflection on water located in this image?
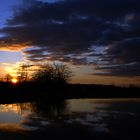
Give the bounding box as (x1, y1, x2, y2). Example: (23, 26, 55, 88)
(0, 104, 21, 114)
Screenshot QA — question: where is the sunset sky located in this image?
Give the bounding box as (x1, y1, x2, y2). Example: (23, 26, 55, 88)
(0, 0, 140, 86)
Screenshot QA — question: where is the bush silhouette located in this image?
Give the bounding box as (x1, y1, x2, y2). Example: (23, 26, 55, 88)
(31, 63, 72, 84)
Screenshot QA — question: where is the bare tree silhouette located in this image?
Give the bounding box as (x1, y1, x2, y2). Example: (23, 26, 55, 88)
(17, 64, 29, 83)
(5, 74, 12, 82)
(32, 63, 73, 84)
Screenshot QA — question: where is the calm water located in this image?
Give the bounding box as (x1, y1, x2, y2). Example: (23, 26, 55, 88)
(0, 99, 140, 140)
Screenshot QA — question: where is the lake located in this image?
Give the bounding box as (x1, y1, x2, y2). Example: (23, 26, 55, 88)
(0, 98, 140, 140)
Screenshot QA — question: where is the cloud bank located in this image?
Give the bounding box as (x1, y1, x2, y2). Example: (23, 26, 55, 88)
(0, 0, 140, 77)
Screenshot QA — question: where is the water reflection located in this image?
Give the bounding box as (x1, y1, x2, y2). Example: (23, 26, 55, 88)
(0, 99, 140, 140)
(30, 100, 67, 120)
(0, 104, 20, 123)
(20, 100, 67, 130)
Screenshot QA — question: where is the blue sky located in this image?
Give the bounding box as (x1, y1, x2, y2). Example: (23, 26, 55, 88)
(0, 0, 22, 63)
(0, 0, 21, 28)
(0, 0, 58, 63)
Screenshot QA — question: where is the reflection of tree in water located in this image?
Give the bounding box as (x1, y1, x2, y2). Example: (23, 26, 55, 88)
(20, 100, 67, 122)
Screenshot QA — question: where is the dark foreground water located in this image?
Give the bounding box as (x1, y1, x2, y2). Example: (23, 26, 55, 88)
(0, 99, 140, 140)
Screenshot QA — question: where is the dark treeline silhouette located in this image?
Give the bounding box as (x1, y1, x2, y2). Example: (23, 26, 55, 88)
(0, 83, 139, 104)
(0, 63, 72, 103)
(0, 63, 140, 103)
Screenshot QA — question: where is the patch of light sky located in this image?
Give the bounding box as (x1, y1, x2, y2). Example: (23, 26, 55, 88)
(37, 0, 64, 3)
(90, 45, 106, 54)
(0, 51, 23, 64)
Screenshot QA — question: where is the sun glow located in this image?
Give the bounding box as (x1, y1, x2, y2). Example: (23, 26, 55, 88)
(11, 78, 18, 84)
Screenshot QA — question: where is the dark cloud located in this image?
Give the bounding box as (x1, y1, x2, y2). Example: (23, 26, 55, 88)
(107, 38, 140, 63)
(94, 63, 140, 77)
(0, 0, 140, 76)
(95, 38, 140, 76)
